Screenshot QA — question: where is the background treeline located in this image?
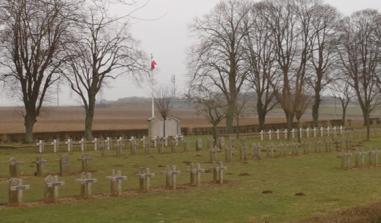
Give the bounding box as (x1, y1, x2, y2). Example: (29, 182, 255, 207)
(187, 0, 381, 142)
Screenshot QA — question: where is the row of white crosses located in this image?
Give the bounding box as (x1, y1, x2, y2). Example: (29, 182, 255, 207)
(260, 126, 344, 141)
(7, 161, 226, 206)
(35, 136, 146, 153)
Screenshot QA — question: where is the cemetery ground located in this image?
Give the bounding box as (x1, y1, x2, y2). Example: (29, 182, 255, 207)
(1, 137, 381, 222)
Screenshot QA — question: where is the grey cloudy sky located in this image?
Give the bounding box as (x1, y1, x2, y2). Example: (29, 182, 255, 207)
(0, 0, 380, 106)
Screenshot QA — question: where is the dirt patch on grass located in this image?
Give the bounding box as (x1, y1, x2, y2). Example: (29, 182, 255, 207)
(300, 201, 381, 223)
(295, 192, 306, 197)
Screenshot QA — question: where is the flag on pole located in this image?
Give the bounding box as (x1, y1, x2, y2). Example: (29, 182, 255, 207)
(151, 58, 157, 71)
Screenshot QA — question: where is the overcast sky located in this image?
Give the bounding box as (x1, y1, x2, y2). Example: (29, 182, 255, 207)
(0, 0, 380, 106)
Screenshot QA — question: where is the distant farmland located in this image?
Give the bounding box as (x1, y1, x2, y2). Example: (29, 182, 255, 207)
(0, 101, 370, 134)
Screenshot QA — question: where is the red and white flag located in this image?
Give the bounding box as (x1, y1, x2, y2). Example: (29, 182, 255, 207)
(151, 59, 157, 71)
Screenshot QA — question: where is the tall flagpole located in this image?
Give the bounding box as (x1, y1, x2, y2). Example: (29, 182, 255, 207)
(150, 55, 155, 118)
(151, 72, 155, 118)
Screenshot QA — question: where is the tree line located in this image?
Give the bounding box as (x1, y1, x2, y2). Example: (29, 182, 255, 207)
(0, 0, 147, 143)
(188, 0, 381, 143)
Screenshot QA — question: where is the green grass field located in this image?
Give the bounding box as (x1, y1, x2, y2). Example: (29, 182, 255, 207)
(0, 136, 381, 223)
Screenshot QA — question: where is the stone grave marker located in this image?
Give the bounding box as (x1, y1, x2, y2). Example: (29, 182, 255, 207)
(105, 137, 112, 151)
(190, 163, 204, 187)
(129, 137, 138, 154)
(65, 138, 73, 152)
(77, 172, 97, 199)
(44, 175, 64, 203)
(209, 147, 218, 163)
(368, 150, 379, 167)
(116, 137, 123, 156)
(164, 136, 169, 147)
(59, 154, 70, 176)
(260, 130, 264, 141)
(106, 170, 127, 196)
(33, 156, 47, 177)
(92, 138, 98, 151)
(169, 136, 177, 153)
(196, 138, 203, 151)
(51, 139, 59, 153)
(141, 136, 149, 153)
(217, 137, 225, 151)
(137, 168, 155, 192)
(158, 137, 165, 153)
(291, 129, 296, 140)
(9, 158, 22, 177)
(252, 144, 262, 160)
(182, 138, 188, 152)
(214, 161, 227, 184)
(239, 143, 248, 161)
(99, 138, 106, 156)
(152, 136, 159, 149)
(224, 146, 233, 162)
(78, 154, 92, 172)
(165, 165, 180, 190)
(36, 140, 44, 153)
(8, 178, 30, 206)
(79, 138, 86, 152)
(340, 152, 352, 170)
(355, 151, 366, 168)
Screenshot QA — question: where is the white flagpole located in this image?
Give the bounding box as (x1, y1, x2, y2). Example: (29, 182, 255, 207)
(151, 73, 155, 118)
(150, 55, 155, 118)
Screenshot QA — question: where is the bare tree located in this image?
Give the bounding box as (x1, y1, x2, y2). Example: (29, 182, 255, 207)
(259, 0, 316, 134)
(309, 4, 339, 127)
(0, 0, 80, 143)
(62, 1, 146, 139)
(189, 0, 250, 133)
(154, 87, 174, 138)
(243, 2, 278, 131)
(330, 78, 354, 126)
(234, 93, 249, 139)
(187, 85, 226, 146)
(337, 9, 381, 140)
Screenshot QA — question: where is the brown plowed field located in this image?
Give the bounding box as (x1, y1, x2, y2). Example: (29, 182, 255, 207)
(0, 103, 363, 134)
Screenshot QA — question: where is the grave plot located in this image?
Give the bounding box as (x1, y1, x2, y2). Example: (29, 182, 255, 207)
(0, 135, 380, 223)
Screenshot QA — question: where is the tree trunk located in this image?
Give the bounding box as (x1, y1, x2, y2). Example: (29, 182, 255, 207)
(312, 93, 321, 127)
(363, 112, 370, 141)
(212, 124, 218, 147)
(341, 105, 347, 127)
(258, 111, 266, 131)
(225, 102, 235, 134)
(257, 98, 267, 131)
(84, 109, 94, 140)
(286, 113, 294, 140)
(296, 118, 301, 143)
(163, 118, 166, 138)
(236, 115, 240, 139)
(24, 113, 36, 143)
(84, 96, 96, 140)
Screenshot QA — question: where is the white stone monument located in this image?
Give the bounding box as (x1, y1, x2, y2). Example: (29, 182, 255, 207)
(148, 116, 181, 139)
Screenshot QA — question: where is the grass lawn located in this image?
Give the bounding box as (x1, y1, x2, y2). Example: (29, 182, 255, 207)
(0, 136, 381, 223)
